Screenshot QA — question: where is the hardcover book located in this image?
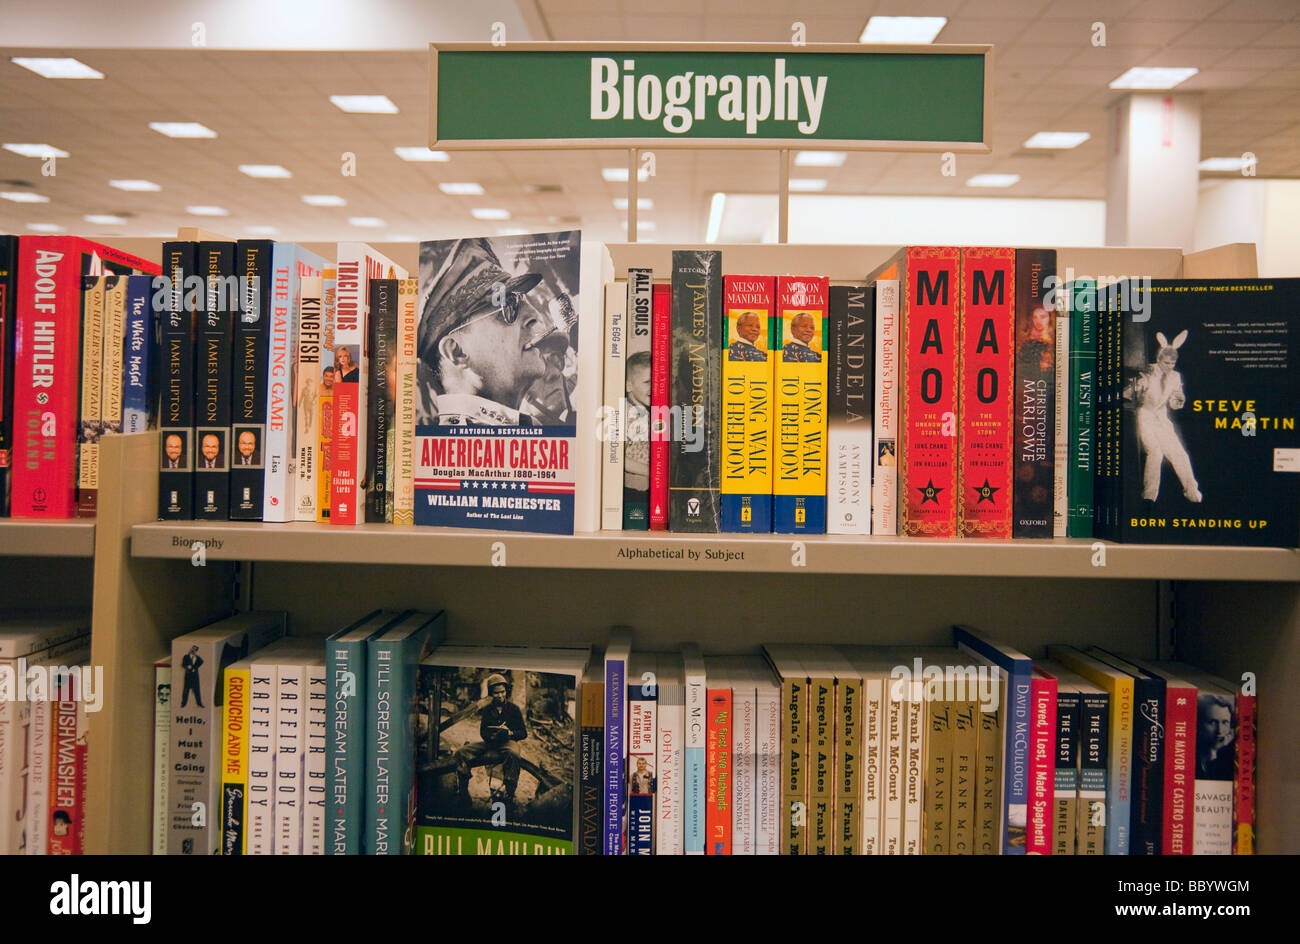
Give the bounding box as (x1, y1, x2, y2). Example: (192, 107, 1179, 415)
(393, 278, 419, 525)
(122, 275, 153, 434)
(601, 280, 626, 530)
(151, 657, 171, 856)
(655, 654, 684, 855)
(415, 232, 581, 534)
(649, 283, 671, 530)
(194, 241, 235, 520)
(682, 642, 706, 854)
(721, 275, 775, 533)
(0, 236, 17, 515)
(578, 664, 603, 855)
(1067, 278, 1096, 537)
(1012, 249, 1058, 537)
(623, 268, 653, 530)
(75, 275, 104, 517)
(774, 276, 829, 534)
(317, 267, 337, 521)
(762, 645, 808, 855)
(871, 278, 900, 534)
(603, 626, 632, 854)
(229, 240, 272, 520)
(704, 662, 733, 855)
(626, 654, 657, 855)
(294, 276, 325, 521)
(827, 283, 872, 535)
(157, 242, 197, 520)
(366, 278, 398, 522)
(670, 249, 723, 531)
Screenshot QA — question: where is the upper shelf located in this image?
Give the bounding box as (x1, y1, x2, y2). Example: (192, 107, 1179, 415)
(129, 520, 1300, 582)
(0, 519, 96, 558)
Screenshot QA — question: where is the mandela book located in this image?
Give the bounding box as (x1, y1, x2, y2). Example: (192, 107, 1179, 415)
(721, 275, 775, 532)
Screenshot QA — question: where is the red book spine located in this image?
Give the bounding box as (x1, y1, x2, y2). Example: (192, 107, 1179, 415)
(1163, 683, 1196, 855)
(649, 284, 670, 530)
(958, 248, 1014, 538)
(1234, 694, 1256, 855)
(705, 687, 732, 854)
(1027, 671, 1056, 854)
(901, 247, 959, 537)
(47, 695, 86, 854)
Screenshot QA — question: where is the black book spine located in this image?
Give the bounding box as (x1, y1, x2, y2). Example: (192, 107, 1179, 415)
(1078, 691, 1109, 855)
(669, 249, 722, 532)
(1129, 675, 1165, 855)
(229, 240, 272, 520)
(158, 241, 197, 520)
(366, 278, 397, 522)
(195, 242, 235, 520)
(1012, 249, 1057, 537)
(579, 706, 603, 855)
(0, 235, 19, 515)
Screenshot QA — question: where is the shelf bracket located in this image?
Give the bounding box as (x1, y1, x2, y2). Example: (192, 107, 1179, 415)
(1156, 579, 1176, 659)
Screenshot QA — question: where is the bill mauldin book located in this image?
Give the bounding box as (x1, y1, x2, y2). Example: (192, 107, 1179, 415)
(1013, 249, 1057, 538)
(721, 275, 774, 532)
(670, 249, 722, 531)
(415, 232, 581, 535)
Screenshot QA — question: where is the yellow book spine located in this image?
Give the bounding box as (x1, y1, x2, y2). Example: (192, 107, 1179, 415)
(220, 667, 251, 854)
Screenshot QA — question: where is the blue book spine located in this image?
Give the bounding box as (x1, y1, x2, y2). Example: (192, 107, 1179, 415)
(626, 680, 657, 856)
(603, 656, 626, 855)
(327, 638, 364, 855)
(122, 275, 152, 433)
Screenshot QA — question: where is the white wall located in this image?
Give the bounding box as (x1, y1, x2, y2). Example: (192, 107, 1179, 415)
(1195, 179, 1300, 277)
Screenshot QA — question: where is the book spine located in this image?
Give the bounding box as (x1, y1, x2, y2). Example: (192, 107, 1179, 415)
(773, 276, 829, 534)
(827, 284, 873, 535)
(1131, 678, 1165, 855)
(393, 279, 419, 525)
(1234, 693, 1256, 855)
(669, 249, 722, 532)
(327, 638, 363, 854)
(957, 248, 1015, 538)
(626, 679, 657, 855)
(883, 682, 905, 854)
(367, 639, 400, 854)
(75, 275, 104, 517)
(220, 666, 251, 854)
(623, 268, 652, 529)
(317, 270, 336, 521)
(263, 245, 297, 521)
(603, 654, 627, 855)
(1078, 691, 1109, 855)
(901, 248, 960, 537)
(871, 279, 899, 534)
(649, 283, 671, 530)
(1012, 248, 1057, 537)
(151, 662, 171, 855)
(303, 663, 327, 855)
(601, 280, 626, 530)
(195, 242, 234, 520)
(705, 687, 732, 854)
(1067, 279, 1096, 537)
(755, 683, 781, 855)
(274, 663, 306, 855)
(1053, 300, 1070, 537)
(976, 694, 1003, 854)
(47, 683, 86, 854)
(924, 697, 954, 854)
(901, 680, 925, 854)
(836, 674, 861, 855)
(657, 695, 684, 855)
(1, 663, 24, 852)
(808, 675, 833, 854)
(782, 676, 807, 855)
(951, 696, 977, 854)
(861, 675, 884, 854)
(101, 275, 126, 443)
(732, 681, 756, 854)
(683, 664, 706, 854)
(25, 694, 50, 854)
(0, 236, 17, 515)
(365, 278, 397, 523)
(578, 680, 604, 855)
(1163, 684, 1194, 855)
(1007, 668, 1032, 854)
(157, 242, 196, 520)
(1053, 688, 1080, 855)
(247, 662, 277, 855)
(1105, 677, 1134, 855)
(123, 276, 152, 433)
(720, 275, 775, 532)
(294, 277, 324, 521)
(229, 241, 272, 520)
(1027, 675, 1057, 855)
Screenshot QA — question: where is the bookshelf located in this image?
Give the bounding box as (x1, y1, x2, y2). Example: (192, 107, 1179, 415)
(67, 240, 1297, 855)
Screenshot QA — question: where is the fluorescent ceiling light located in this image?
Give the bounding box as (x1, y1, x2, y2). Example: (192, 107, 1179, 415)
(395, 147, 449, 162)
(330, 95, 398, 114)
(706, 193, 725, 244)
(1200, 156, 1250, 172)
(1023, 131, 1091, 150)
(246, 225, 278, 235)
(149, 122, 216, 138)
(1, 191, 49, 203)
(635, 220, 655, 231)
(84, 214, 126, 225)
(186, 205, 228, 216)
(860, 16, 947, 44)
(602, 167, 650, 183)
(472, 208, 510, 220)
(966, 174, 1021, 188)
(789, 179, 827, 192)
(109, 179, 160, 191)
(348, 217, 386, 227)
(614, 197, 654, 210)
(11, 57, 103, 79)
(4, 143, 69, 158)
(239, 164, 292, 179)
(795, 151, 846, 167)
(439, 182, 485, 195)
(1109, 67, 1197, 90)
(302, 194, 346, 207)
(498, 227, 529, 236)
(26, 223, 65, 232)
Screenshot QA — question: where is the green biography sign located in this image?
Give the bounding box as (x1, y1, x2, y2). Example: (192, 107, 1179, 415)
(429, 43, 989, 152)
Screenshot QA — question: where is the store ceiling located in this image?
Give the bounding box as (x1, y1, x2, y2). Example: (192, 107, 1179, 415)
(1, 0, 1298, 244)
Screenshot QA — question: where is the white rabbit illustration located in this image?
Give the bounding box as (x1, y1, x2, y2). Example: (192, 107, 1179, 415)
(1124, 329, 1201, 503)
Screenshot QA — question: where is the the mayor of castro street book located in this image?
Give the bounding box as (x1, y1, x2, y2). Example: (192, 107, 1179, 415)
(415, 231, 581, 534)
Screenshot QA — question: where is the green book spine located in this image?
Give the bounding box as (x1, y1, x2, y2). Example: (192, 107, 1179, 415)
(327, 636, 366, 854)
(1067, 279, 1096, 537)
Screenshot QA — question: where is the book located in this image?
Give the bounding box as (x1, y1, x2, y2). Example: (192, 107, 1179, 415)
(122, 275, 154, 434)
(157, 241, 198, 520)
(415, 232, 580, 534)
(1012, 248, 1058, 538)
(704, 659, 733, 854)
(0, 236, 17, 514)
(721, 275, 775, 533)
(951, 680, 978, 854)
(195, 241, 235, 520)
(1125, 657, 1196, 855)
(151, 657, 171, 855)
(317, 266, 337, 521)
(294, 276, 325, 521)
(578, 662, 603, 855)
(273, 648, 322, 855)
(958, 248, 1015, 538)
(774, 276, 829, 534)
(649, 283, 671, 530)
(219, 655, 254, 854)
(602, 626, 632, 854)
(682, 642, 706, 855)
(871, 277, 899, 534)
(393, 278, 419, 525)
(623, 268, 653, 530)
(1036, 663, 1080, 855)
(1067, 278, 1097, 537)
(601, 279, 626, 530)
(1027, 665, 1058, 854)
(366, 277, 398, 522)
(841, 648, 893, 855)
(43, 663, 90, 854)
(1054, 277, 1070, 537)
(415, 644, 591, 855)
(669, 249, 722, 532)
(626, 653, 657, 855)
(730, 659, 758, 855)
(367, 611, 445, 855)
(976, 665, 1006, 854)
(655, 652, 684, 855)
(761, 644, 808, 855)
(754, 660, 782, 855)
(75, 274, 104, 517)
(304, 659, 328, 854)
(827, 283, 873, 535)
(230, 240, 273, 520)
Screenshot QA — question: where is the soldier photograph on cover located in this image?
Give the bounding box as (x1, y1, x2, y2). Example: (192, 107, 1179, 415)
(728, 310, 767, 362)
(782, 311, 821, 362)
(1124, 329, 1202, 505)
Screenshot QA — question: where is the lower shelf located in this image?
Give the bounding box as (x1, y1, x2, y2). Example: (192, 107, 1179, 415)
(0, 519, 96, 558)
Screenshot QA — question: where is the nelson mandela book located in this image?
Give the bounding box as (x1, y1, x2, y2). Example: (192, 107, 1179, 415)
(415, 232, 580, 534)
(1111, 278, 1300, 546)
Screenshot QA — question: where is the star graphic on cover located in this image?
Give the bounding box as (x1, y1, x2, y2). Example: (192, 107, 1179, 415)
(919, 480, 943, 505)
(975, 479, 999, 504)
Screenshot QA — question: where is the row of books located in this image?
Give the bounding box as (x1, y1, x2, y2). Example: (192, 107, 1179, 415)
(0, 614, 94, 854)
(600, 248, 1300, 547)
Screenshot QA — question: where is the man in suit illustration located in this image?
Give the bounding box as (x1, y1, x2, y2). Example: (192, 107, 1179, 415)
(180, 645, 204, 708)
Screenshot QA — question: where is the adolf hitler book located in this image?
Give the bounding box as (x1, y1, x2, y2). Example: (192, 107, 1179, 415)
(670, 249, 722, 531)
(827, 283, 873, 535)
(773, 276, 829, 534)
(194, 241, 235, 520)
(1012, 249, 1058, 537)
(229, 240, 272, 520)
(623, 268, 653, 529)
(0, 236, 17, 515)
(721, 275, 775, 533)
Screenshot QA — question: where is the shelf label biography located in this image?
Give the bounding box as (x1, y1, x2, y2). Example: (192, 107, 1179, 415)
(430, 44, 987, 149)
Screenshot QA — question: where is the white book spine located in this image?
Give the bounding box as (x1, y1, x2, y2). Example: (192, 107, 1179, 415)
(0, 667, 18, 855)
(861, 674, 884, 854)
(247, 663, 278, 854)
(872, 279, 899, 534)
(393, 279, 419, 525)
(263, 247, 299, 521)
(1053, 306, 1070, 537)
(294, 276, 324, 521)
(683, 656, 707, 855)
(732, 682, 757, 854)
(755, 682, 781, 855)
(274, 663, 306, 855)
(601, 281, 626, 529)
(574, 241, 610, 533)
(25, 697, 50, 854)
(656, 698, 684, 856)
(303, 663, 328, 855)
(902, 679, 925, 855)
(152, 663, 171, 855)
(883, 683, 905, 855)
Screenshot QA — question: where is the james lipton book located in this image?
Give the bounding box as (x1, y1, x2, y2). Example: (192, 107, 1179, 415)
(415, 232, 581, 534)
(416, 645, 591, 854)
